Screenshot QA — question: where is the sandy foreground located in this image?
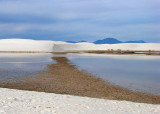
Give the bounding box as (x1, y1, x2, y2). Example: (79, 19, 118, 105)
(0, 88, 160, 114)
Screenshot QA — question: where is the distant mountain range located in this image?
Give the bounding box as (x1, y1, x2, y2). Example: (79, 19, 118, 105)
(66, 40, 87, 43)
(94, 38, 122, 44)
(66, 38, 146, 44)
(94, 38, 146, 44)
(125, 40, 145, 43)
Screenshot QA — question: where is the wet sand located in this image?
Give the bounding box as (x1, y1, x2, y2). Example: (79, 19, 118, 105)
(0, 57, 160, 104)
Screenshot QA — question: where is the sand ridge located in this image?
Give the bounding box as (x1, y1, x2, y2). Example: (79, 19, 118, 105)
(0, 39, 160, 52)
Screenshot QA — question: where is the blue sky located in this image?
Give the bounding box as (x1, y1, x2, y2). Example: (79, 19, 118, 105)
(0, 0, 159, 42)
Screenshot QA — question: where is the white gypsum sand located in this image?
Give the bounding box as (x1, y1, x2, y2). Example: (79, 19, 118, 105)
(0, 88, 159, 114)
(0, 39, 160, 52)
(0, 39, 55, 52)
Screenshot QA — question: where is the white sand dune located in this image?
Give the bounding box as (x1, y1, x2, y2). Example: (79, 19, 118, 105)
(0, 39, 55, 52)
(56, 42, 160, 52)
(0, 88, 159, 114)
(0, 39, 160, 52)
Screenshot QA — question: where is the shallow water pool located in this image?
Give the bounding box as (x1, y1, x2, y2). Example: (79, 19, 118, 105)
(68, 54, 160, 95)
(0, 53, 160, 95)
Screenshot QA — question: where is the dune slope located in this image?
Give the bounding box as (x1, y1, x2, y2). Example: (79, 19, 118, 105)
(0, 39, 160, 52)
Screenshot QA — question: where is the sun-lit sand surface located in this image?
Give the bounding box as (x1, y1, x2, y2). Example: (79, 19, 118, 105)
(0, 39, 160, 52)
(0, 88, 160, 114)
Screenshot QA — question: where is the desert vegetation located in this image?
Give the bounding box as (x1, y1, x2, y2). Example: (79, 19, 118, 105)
(0, 49, 160, 55)
(52, 49, 160, 55)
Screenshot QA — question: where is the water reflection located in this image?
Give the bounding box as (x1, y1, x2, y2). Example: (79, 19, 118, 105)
(0, 53, 53, 63)
(0, 53, 160, 95)
(68, 54, 160, 95)
(0, 53, 55, 82)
